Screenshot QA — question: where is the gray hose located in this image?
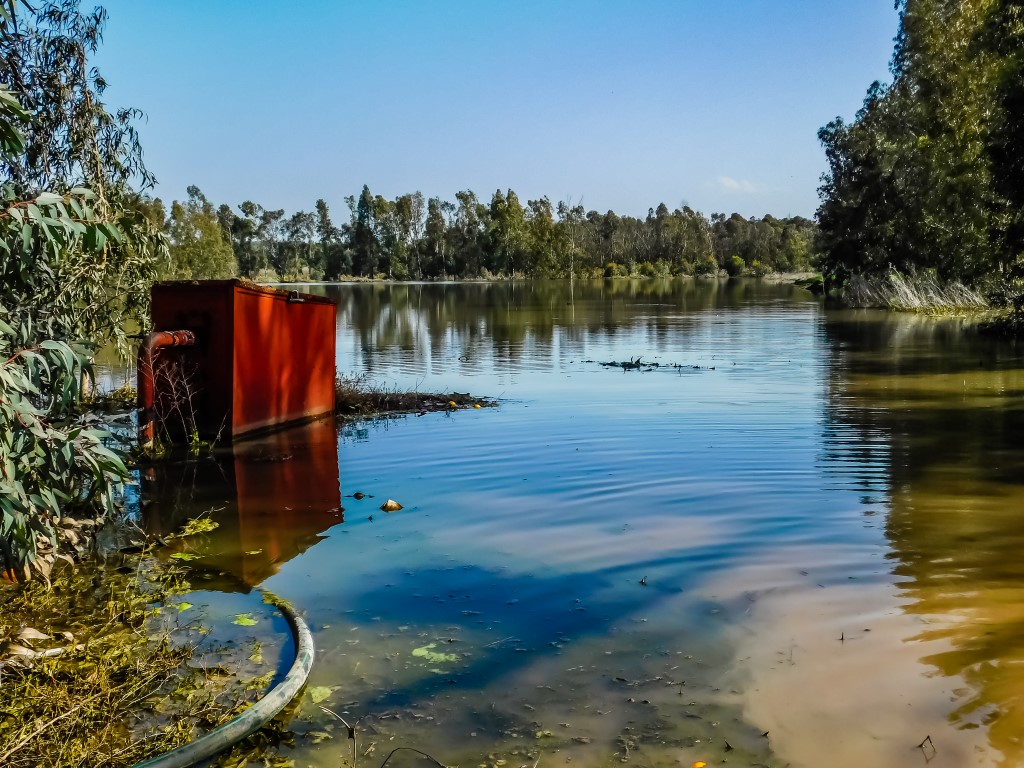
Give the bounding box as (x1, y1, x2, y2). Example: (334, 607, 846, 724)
(132, 592, 315, 768)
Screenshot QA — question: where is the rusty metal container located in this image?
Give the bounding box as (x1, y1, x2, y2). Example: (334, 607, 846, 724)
(148, 280, 336, 441)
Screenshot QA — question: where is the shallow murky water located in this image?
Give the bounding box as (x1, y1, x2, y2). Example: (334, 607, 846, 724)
(136, 280, 1024, 768)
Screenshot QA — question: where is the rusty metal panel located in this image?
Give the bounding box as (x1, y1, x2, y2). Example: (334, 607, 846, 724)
(232, 284, 336, 437)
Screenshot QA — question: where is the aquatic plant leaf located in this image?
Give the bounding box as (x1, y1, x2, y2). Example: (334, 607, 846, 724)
(175, 602, 192, 612)
(308, 686, 332, 704)
(174, 517, 219, 537)
(169, 553, 199, 561)
(232, 613, 258, 627)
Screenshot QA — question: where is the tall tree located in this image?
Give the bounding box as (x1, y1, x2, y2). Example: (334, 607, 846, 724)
(165, 186, 237, 279)
(315, 197, 347, 279)
(987, 0, 1024, 304)
(0, 0, 166, 351)
(489, 188, 526, 276)
(816, 0, 1016, 295)
(349, 184, 379, 277)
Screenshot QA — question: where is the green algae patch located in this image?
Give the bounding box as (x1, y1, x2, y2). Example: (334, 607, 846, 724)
(411, 643, 459, 664)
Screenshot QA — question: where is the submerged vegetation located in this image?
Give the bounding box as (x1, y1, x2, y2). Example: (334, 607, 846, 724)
(0, 555, 271, 767)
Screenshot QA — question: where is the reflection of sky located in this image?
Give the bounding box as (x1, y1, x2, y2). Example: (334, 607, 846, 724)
(138, 281, 1024, 767)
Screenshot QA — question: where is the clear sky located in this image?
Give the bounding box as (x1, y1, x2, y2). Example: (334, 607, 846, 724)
(93, 1, 900, 220)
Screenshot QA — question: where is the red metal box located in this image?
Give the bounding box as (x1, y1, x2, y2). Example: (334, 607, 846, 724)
(149, 280, 336, 441)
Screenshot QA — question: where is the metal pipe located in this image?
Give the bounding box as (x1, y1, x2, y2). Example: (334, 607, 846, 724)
(131, 593, 315, 768)
(137, 330, 196, 446)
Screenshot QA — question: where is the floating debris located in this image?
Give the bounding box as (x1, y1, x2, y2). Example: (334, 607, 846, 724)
(380, 499, 403, 512)
(590, 357, 716, 373)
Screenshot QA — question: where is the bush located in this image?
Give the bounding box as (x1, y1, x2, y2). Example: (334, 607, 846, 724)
(748, 259, 770, 277)
(0, 309, 128, 579)
(696, 254, 719, 277)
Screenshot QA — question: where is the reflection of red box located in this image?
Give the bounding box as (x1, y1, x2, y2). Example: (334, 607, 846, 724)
(150, 280, 336, 441)
(141, 417, 342, 588)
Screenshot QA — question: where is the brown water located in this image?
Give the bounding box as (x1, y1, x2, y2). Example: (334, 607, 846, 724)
(131, 279, 1024, 768)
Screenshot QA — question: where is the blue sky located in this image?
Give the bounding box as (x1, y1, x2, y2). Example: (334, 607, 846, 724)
(94, 1, 899, 220)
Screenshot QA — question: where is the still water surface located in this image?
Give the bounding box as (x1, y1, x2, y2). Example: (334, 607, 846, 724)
(138, 280, 1024, 768)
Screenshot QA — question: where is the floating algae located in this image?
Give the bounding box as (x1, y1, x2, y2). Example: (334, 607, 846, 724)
(411, 643, 459, 663)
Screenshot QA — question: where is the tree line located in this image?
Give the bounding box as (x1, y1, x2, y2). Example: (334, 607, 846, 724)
(147, 185, 818, 282)
(817, 0, 1024, 308)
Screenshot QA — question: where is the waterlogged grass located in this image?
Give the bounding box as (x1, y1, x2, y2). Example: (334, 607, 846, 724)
(0, 558, 275, 768)
(335, 373, 495, 417)
(844, 269, 988, 312)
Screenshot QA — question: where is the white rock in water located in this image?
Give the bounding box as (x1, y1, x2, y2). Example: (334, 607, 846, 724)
(380, 499, 403, 512)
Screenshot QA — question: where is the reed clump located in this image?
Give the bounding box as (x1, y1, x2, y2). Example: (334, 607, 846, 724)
(843, 269, 988, 312)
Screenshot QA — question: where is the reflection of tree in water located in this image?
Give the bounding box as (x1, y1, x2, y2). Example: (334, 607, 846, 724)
(308, 279, 812, 376)
(822, 310, 1024, 766)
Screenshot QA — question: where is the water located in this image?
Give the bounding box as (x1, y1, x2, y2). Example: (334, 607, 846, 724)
(135, 279, 1024, 768)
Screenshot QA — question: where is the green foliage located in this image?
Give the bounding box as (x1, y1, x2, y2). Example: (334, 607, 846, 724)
(0, 309, 127, 578)
(0, 1, 167, 574)
(163, 185, 237, 280)
(0, 174, 136, 576)
(748, 259, 769, 277)
(817, 0, 1024, 305)
(170, 182, 818, 283)
(604, 261, 627, 278)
